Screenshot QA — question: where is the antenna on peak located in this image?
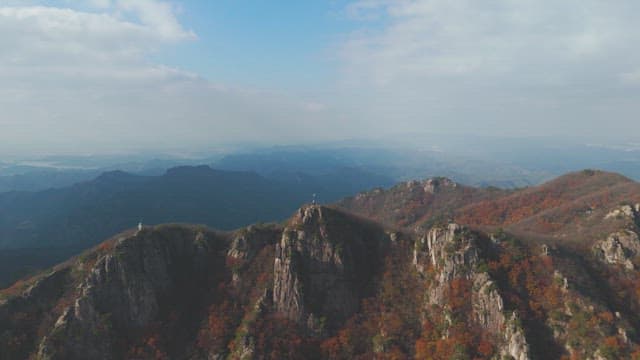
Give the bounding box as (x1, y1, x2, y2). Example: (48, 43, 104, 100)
(312, 193, 317, 205)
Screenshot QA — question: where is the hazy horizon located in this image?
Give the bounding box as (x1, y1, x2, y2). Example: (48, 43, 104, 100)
(2, 1, 640, 155)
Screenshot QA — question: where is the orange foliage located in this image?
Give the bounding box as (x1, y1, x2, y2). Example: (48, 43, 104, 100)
(126, 332, 169, 360)
(251, 316, 311, 359)
(456, 189, 564, 227)
(598, 311, 614, 324)
(97, 239, 116, 252)
(196, 300, 237, 351)
(477, 339, 493, 357)
(0, 279, 30, 298)
(448, 278, 471, 315)
(414, 276, 495, 360)
(321, 244, 423, 359)
(320, 337, 343, 359)
(603, 336, 620, 348)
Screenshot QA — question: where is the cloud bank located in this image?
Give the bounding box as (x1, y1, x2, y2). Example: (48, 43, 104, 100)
(338, 0, 640, 138)
(2, 0, 640, 155)
(0, 1, 333, 155)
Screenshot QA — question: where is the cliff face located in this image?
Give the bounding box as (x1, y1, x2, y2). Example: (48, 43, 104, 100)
(594, 230, 640, 270)
(37, 227, 221, 360)
(414, 224, 530, 360)
(4, 202, 640, 359)
(273, 206, 388, 332)
(0, 207, 393, 359)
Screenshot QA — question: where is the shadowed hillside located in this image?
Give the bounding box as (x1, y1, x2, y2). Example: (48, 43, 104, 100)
(4, 201, 640, 359)
(0, 165, 392, 287)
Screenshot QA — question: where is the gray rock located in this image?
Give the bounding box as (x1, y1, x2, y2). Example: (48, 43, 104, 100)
(272, 205, 388, 332)
(593, 230, 640, 270)
(36, 227, 217, 360)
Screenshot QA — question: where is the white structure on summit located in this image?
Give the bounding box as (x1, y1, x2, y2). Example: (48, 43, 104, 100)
(312, 193, 317, 205)
(138, 222, 143, 232)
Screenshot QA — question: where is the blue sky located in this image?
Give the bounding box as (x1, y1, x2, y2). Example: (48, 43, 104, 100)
(1, 0, 640, 154)
(153, 1, 356, 90)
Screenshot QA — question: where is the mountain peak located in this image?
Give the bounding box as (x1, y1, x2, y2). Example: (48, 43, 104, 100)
(547, 169, 634, 187)
(400, 176, 459, 192)
(4, 169, 640, 359)
(94, 170, 136, 182)
(291, 204, 325, 226)
(164, 165, 216, 177)
(422, 176, 458, 193)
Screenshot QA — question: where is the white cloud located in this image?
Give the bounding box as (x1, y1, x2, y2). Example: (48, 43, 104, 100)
(0, 2, 334, 155)
(344, 0, 392, 20)
(303, 102, 327, 112)
(87, 0, 111, 9)
(3, 0, 639, 155)
(620, 69, 640, 85)
(338, 0, 640, 137)
(342, 0, 636, 82)
(114, 0, 195, 41)
(0, 3, 192, 62)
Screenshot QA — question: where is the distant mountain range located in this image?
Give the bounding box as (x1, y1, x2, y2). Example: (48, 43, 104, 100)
(0, 145, 547, 193)
(5, 139, 640, 195)
(0, 165, 392, 286)
(3, 170, 640, 359)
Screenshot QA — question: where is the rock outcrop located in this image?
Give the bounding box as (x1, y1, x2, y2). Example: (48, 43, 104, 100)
(472, 272, 505, 334)
(593, 230, 640, 270)
(418, 224, 480, 304)
(227, 225, 279, 262)
(273, 205, 388, 332)
(423, 177, 458, 194)
(5, 195, 640, 359)
(0, 268, 71, 360)
(503, 312, 530, 360)
(604, 204, 639, 220)
(414, 224, 530, 360)
(37, 226, 221, 360)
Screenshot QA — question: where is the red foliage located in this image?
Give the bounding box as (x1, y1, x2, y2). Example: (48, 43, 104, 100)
(0, 279, 30, 298)
(250, 315, 314, 359)
(456, 189, 565, 227)
(196, 300, 238, 351)
(320, 244, 423, 359)
(448, 278, 471, 315)
(477, 339, 494, 357)
(97, 239, 117, 252)
(126, 330, 169, 360)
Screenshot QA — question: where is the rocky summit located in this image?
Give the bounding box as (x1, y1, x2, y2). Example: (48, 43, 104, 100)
(3, 170, 640, 359)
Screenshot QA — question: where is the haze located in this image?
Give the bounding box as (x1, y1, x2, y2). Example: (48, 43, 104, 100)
(1, 0, 640, 155)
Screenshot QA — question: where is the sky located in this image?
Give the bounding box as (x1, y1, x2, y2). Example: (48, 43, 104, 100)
(1, 0, 640, 155)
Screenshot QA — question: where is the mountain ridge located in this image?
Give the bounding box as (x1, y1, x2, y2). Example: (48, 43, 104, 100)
(3, 170, 640, 359)
(3, 192, 640, 358)
(339, 169, 640, 246)
(0, 164, 392, 287)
